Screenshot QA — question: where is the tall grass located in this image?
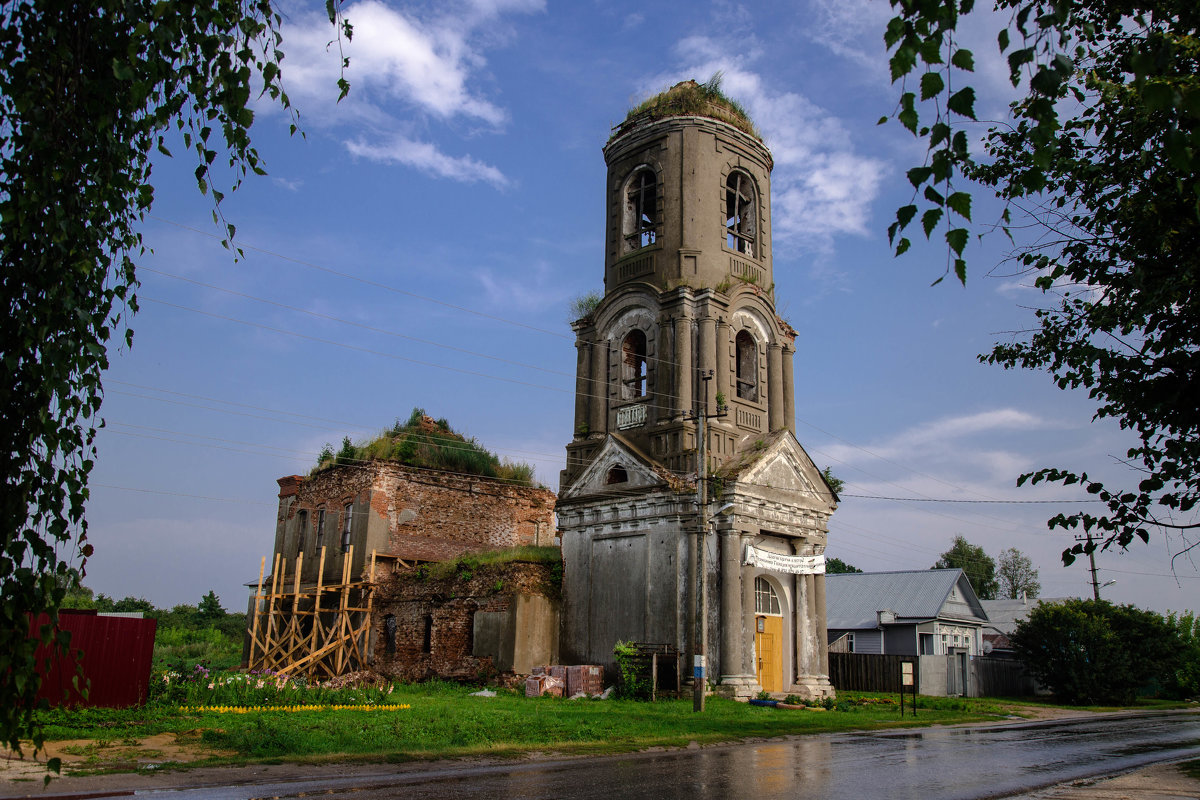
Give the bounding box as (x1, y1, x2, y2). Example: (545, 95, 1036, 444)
(314, 408, 539, 487)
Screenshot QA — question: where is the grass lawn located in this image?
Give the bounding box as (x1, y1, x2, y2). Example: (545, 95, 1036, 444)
(29, 685, 1036, 772)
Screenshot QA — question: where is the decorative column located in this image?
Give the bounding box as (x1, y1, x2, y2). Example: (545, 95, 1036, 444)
(782, 344, 795, 434)
(587, 339, 606, 435)
(715, 318, 730, 400)
(767, 342, 784, 432)
(741, 537, 757, 679)
(674, 312, 693, 419)
(815, 564, 830, 677)
(573, 339, 591, 435)
(698, 314, 717, 415)
(793, 540, 817, 687)
(719, 529, 750, 693)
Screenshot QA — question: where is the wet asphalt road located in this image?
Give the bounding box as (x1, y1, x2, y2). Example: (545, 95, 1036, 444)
(11, 710, 1200, 800)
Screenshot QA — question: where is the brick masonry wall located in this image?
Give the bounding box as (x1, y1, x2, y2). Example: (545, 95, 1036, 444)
(269, 462, 556, 583)
(373, 463, 556, 556)
(372, 561, 558, 683)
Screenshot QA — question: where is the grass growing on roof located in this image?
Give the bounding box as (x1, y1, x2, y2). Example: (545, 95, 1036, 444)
(313, 408, 538, 487)
(614, 73, 760, 141)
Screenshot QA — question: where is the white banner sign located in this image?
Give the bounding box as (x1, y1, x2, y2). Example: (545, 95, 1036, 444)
(743, 546, 825, 575)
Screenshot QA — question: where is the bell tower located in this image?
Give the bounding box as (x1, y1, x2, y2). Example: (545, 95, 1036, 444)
(558, 81, 836, 699)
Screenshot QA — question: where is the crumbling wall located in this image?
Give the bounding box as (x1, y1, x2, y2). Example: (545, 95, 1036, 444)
(375, 463, 556, 561)
(372, 561, 560, 683)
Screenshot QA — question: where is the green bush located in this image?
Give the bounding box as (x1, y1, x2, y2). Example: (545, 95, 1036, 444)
(1167, 611, 1200, 699)
(1011, 599, 1181, 705)
(612, 640, 649, 700)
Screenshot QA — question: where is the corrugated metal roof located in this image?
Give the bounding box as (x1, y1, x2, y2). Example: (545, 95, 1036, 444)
(979, 596, 1077, 634)
(825, 569, 986, 630)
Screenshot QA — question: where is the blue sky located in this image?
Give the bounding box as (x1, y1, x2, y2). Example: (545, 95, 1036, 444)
(81, 0, 1197, 614)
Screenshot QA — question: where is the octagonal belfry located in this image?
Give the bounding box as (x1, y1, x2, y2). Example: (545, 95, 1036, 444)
(557, 81, 838, 699)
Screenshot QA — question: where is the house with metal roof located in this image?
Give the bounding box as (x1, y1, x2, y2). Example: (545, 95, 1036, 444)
(825, 569, 989, 657)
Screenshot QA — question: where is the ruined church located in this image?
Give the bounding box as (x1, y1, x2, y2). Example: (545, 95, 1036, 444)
(557, 81, 838, 698)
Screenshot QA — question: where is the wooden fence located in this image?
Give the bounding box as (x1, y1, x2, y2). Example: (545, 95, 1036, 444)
(829, 652, 914, 693)
(829, 652, 1036, 697)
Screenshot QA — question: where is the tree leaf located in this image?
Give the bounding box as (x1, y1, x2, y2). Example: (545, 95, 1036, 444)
(920, 71, 945, 101)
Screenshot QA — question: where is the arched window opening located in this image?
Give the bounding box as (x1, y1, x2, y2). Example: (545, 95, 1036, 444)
(296, 509, 308, 557)
(755, 577, 781, 615)
(341, 502, 353, 553)
(725, 171, 757, 256)
(622, 329, 648, 399)
(606, 465, 629, 485)
(736, 330, 758, 401)
(623, 168, 658, 251)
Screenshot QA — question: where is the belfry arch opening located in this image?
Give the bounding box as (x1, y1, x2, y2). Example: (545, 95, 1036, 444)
(622, 329, 648, 399)
(735, 330, 758, 401)
(623, 168, 658, 251)
(725, 171, 757, 256)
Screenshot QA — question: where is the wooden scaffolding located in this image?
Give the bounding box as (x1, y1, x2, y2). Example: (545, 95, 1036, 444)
(246, 546, 378, 680)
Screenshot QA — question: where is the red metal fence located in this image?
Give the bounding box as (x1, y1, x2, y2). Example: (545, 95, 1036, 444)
(30, 610, 157, 708)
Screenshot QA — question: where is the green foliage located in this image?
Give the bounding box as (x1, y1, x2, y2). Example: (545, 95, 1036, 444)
(0, 0, 346, 756)
(821, 466, 845, 495)
(33, 685, 1030, 767)
(883, 0, 1200, 567)
(568, 291, 602, 323)
(825, 557, 862, 574)
(418, 547, 562, 594)
(617, 74, 761, 141)
(314, 408, 538, 486)
(197, 590, 225, 621)
(1011, 599, 1182, 704)
(997, 548, 1041, 599)
(1166, 611, 1200, 699)
(932, 535, 998, 599)
(612, 640, 650, 700)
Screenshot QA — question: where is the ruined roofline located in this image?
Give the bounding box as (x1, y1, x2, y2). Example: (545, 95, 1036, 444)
(609, 78, 762, 145)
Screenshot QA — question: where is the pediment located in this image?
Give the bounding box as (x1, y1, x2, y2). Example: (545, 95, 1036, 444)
(735, 434, 835, 506)
(561, 435, 667, 500)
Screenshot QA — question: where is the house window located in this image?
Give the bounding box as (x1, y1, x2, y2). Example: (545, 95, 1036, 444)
(920, 633, 935, 655)
(845, 633, 856, 653)
(606, 465, 629, 484)
(736, 330, 758, 401)
(296, 510, 308, 557)
(754, 577, 781, 615)
(622, 329, 647, 399)
(623, 168, 658, 251)
(725, 171, 757, 256)
(341, 502, 353, 552)
(316, 507, 326, 551)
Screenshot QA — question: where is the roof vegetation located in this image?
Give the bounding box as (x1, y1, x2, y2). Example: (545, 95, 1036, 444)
(613, 73, 760, 142)
(314, 408, 538, 487)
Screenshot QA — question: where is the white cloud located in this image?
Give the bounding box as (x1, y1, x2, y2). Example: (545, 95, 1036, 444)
(345, 135, 509, 187)
(816, 408, 1055, 492)
(805, 0, 895, 76)
(276, 0, 542, 181)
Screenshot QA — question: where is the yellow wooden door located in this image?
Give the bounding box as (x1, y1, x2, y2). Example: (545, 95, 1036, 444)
(755, 615, 783, 693)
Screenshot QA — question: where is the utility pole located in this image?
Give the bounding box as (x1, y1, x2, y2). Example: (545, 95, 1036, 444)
(1076, 532, 1101, 600)
(694, 369, 713, 712)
